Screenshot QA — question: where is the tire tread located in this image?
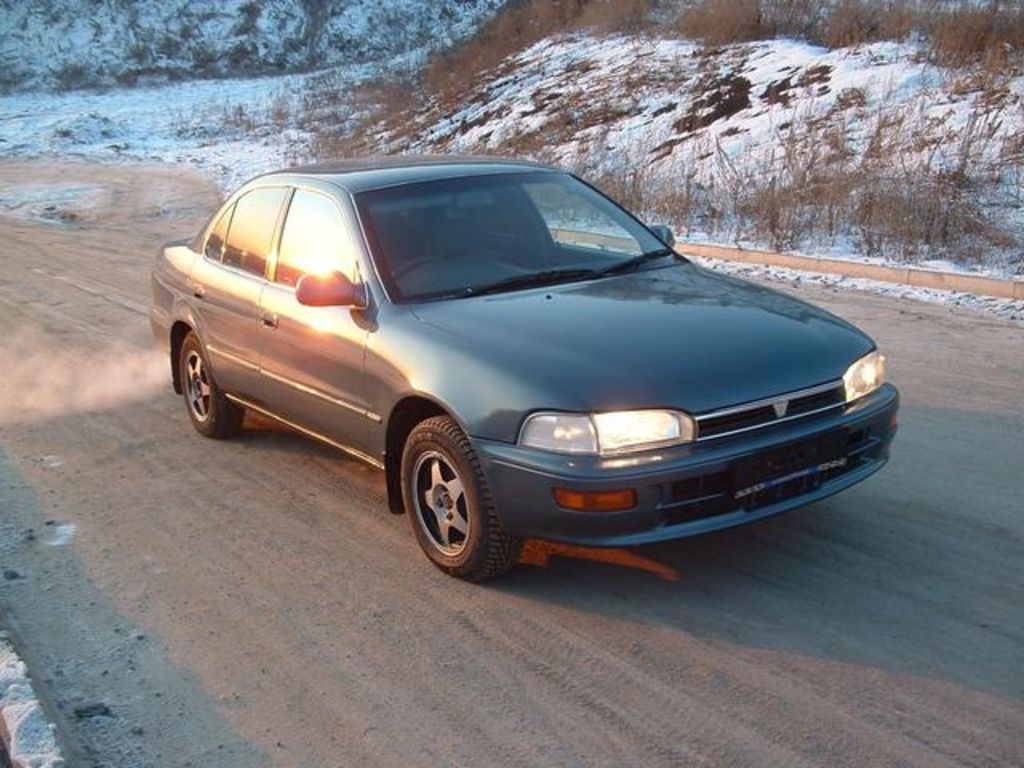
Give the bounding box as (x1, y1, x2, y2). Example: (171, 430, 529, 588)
(406, 415, 522, 581)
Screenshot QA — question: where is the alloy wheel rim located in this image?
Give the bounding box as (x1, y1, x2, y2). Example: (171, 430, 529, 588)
(184, 350, 212, 422)
(412, 451, 470, 556)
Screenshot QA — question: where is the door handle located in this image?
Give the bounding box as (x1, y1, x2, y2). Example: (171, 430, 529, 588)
(260, 312, 279, 329)
(192, 284, 205, 299)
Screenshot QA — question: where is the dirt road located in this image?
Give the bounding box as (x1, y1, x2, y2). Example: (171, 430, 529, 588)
(0, 161, 1022, 768)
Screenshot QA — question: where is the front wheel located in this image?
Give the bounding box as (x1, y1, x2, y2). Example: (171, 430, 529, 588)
(401, 415, 522, 581)
(179, 332, 243, 439)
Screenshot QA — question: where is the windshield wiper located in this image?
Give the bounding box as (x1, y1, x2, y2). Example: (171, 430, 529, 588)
(459, 250, 677, 298)
(465, 268, 598, 297)
(592, 247, 677, 278)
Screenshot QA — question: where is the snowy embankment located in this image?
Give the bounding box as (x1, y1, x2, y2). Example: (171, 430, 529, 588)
(0, 634, 63, 768)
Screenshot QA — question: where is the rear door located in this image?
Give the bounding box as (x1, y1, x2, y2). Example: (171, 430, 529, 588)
(189, 186, 289, 398)
(257, 187, 373, 455)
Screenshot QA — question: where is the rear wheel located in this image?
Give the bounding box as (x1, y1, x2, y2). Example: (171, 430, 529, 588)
(179, 332, 243, 438)
(401, 415, 522, 581)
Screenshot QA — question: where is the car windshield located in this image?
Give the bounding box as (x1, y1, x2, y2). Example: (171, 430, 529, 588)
(355, 171, 671, 302)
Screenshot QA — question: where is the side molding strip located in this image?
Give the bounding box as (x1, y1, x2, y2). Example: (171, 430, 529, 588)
(225, 395, 385, 470)
(260, 368, 382, 423)
(207, 344, 260, 372)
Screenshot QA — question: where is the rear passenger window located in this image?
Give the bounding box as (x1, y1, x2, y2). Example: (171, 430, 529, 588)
(222, 187, 288, 277)
(275, 189, 358, 287)
(204, 204, 233, 261)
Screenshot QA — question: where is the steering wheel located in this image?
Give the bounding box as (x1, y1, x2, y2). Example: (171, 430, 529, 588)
(391, 257, 439, 282)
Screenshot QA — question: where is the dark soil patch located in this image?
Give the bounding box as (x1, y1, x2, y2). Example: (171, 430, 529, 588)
(762, 77, 793, 107)
(673, 71, 752, 134)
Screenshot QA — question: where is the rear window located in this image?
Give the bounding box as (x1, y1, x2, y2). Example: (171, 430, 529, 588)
(203, 204, 234, 261)
(222, 187, 288, 277)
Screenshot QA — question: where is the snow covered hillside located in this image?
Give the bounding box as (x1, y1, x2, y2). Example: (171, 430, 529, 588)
(359, 33, 1024, 275)
(0, 0, 504, 92)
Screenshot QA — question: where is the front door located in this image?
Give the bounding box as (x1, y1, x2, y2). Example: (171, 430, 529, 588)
(257, 187, 372, 455)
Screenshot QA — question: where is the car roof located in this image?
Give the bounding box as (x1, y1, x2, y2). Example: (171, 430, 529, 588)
(259, 155, 561, 194)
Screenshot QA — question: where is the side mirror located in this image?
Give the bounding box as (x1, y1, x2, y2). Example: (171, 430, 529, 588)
(649, 224, 675, 247)
(296, 271, 367, 309)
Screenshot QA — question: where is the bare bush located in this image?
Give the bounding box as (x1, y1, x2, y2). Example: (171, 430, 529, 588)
(677, 0, 830, 44)
(424, 0, 656, 98)
(676, 0, 766, 44)
(816, 0, 917, 48)
(929, 5, 1024, 67)
(676, 0, 1024, 66)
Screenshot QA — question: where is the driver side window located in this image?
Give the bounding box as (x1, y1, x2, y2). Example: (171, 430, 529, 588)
(275, 189, 359, 287)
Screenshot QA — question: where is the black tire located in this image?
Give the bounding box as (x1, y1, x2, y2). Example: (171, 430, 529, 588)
(178, 331, 244, 439)
(401, 415, 522, 581)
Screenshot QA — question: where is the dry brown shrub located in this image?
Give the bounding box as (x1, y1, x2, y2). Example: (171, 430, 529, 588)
(929, 6, 1024, 68)
(424, 0, 655, 97)
(817, 0, 917, 48)
(676, 0, 765, 44)
(676, 0, 1024, 64)
(578, 0, 651, 32)
(677, 0, 830, 44)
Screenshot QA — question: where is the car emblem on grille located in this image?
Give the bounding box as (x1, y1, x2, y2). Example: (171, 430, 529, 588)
(773, 399, 789, 418)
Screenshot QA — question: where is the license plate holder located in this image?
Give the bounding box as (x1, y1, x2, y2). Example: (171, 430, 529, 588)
(732, 434, 846, 501)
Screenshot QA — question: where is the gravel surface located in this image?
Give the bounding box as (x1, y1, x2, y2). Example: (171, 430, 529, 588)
(0, 161, 1021, 767)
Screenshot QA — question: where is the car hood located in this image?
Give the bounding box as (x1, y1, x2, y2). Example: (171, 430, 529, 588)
(409, 264, 873, 414)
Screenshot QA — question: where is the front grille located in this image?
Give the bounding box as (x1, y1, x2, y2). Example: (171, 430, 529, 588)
(661, 426, 877, 526)
(696, 382, 845, 440)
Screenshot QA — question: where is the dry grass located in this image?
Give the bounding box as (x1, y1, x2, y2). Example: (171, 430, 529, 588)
(634, 85, 1015, 263)
(676, 0, 1024, 68)
(568, 67, 1020, 266)
(816, 0, 918, 48)
(423, 0, 654, 101)
(676, 0, 828, 44)
(929, 5, 1024, 67)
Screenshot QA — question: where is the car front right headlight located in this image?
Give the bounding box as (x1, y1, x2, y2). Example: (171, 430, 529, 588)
(843, 350, 886, 403)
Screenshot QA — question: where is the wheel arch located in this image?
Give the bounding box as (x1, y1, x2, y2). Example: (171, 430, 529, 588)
(169, 320, 193, 394)
(384, 395, 463, 514)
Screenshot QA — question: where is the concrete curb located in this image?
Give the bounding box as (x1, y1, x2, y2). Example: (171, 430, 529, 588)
(676, 242, 1024, 300)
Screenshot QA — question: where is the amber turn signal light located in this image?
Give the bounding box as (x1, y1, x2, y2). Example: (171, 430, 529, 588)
(553, 487, 637, 512)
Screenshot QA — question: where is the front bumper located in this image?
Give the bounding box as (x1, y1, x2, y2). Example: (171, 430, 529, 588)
(474, 384, 898, 546)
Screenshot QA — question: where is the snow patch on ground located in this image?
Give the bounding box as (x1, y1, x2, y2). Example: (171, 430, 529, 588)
(42, 523, 75, 548)
(0, 71, 325, 191)
(0, 183, 109, 227)
(0, 634, 64, 768)
(696, 256, 1024, 323)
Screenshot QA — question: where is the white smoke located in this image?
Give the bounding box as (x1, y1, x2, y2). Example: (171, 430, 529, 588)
(0, 330, 168, 424)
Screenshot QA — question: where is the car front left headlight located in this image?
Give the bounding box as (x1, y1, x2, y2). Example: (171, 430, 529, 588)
(520, 409, 695, 455)
(843, 350, 886, 402)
